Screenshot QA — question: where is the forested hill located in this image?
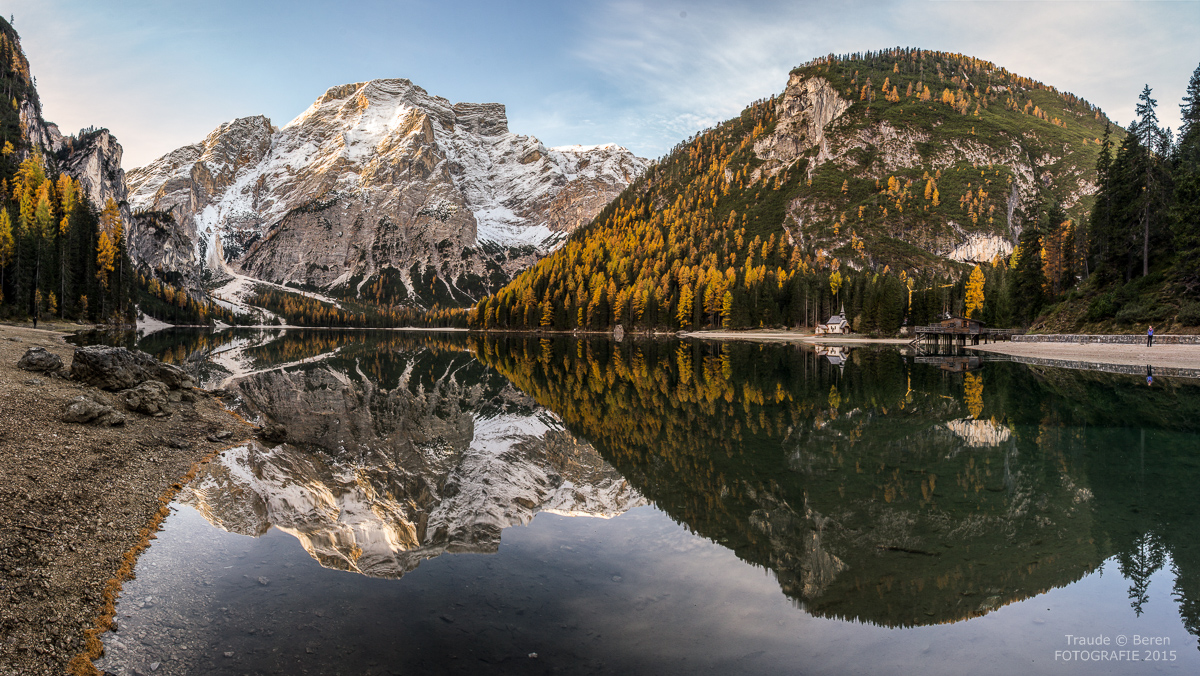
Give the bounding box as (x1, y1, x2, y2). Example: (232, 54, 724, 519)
(468, 48, 1129, 333)
(0, 16, 131, 323)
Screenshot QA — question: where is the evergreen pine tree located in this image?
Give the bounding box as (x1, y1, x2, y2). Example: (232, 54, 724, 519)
(1135, 85, 1160, 146)
(1174, 62, 1200, 292)
(1179, 62, 1200, 172)
(1010, 219, 1046, 324)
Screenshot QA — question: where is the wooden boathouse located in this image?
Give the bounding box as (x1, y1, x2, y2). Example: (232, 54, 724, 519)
(911, 317, 1023, 346)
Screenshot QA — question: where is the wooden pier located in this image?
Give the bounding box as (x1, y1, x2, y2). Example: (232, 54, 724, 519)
(911, 317, 1023, 347)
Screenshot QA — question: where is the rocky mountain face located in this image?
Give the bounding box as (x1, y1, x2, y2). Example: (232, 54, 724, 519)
(126, 79, 647, 307)
(177, 336, 644, 578)
(61, 129, 127, 211)
(753, 51, 1113, 269)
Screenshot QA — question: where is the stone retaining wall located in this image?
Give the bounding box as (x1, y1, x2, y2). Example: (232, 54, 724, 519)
(1004, 354, 1200, 380)
(1013, 334, 1200, 345)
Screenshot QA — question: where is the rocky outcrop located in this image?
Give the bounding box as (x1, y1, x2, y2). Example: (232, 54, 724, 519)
(61, 129, 127, 212)
(120, 380, 172, 416)
(944, 233, 1013, 264)
(69, 345, 194, 391)
(17, 346, 63, 373)
(753, 75, 852, 180)
(754, 65, 1104, 272)
(126, 79, 647, 306)
(59, 395, 126, 427)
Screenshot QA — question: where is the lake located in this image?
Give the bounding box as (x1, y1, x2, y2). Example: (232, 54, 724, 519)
(82, 328, 1200, 675)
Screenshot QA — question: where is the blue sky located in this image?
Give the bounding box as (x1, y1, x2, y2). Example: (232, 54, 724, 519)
(8, 0, 1200, 168)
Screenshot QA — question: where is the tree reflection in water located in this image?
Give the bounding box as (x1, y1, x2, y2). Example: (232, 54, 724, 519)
(130, 329, 1200, 637)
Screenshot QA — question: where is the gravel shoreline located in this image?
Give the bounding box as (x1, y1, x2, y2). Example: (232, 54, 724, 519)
(0, 324, 255, 676)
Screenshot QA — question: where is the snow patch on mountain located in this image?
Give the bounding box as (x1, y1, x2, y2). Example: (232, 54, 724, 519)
(125, 79, 647, 299)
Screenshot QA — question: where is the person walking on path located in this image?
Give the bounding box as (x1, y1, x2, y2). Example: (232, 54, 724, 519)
(1147, 325, 1154, 347)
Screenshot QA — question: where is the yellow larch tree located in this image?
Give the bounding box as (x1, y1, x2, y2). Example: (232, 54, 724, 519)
(96, 231, 116, 288)
(720, 290, 734, 327)
(0, 209, 13, 303)
(677, 283, 694, 328)
(964, 265, 985, 318)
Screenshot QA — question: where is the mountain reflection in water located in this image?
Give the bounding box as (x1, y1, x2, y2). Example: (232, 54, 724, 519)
(178, 335, 644, 579)
(95, 328, 1200, 673)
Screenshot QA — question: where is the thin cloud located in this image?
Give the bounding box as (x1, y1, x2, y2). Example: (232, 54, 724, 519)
(567, 0, 1199, 157)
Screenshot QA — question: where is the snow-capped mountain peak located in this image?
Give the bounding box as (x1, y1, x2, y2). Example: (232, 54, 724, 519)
(125, 78, 647, 307)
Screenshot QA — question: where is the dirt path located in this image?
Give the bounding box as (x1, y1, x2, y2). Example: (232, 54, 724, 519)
(0, 324, 255, 676)
(967, 341, 1200, 372)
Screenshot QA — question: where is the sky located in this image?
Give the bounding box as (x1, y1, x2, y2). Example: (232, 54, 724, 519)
(7, 0, 1200, 169)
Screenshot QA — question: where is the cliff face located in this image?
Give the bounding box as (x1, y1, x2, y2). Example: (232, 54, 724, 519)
(753, 74, 852, 177)
(61, 130, 127, 210)
(1, 18, 128, 220)
(126, 79, 646, 306)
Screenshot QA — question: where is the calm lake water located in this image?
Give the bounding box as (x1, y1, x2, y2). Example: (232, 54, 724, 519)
(81, 329, 1200, 675)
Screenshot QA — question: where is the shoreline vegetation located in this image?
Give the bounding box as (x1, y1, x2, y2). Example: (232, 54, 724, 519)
(0, 324, 255, 676)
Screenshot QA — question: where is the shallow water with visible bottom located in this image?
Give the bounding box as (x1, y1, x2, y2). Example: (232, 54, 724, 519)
(83, 329, 1200, 675)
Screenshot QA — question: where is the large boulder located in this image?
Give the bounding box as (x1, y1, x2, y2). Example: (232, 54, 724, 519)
(17, 346, 64, 373)
(121, 381, 171, 416)
(60, 395, 126, 426)
(120, 381, 171, 417)
(69, 345, 193, 391)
